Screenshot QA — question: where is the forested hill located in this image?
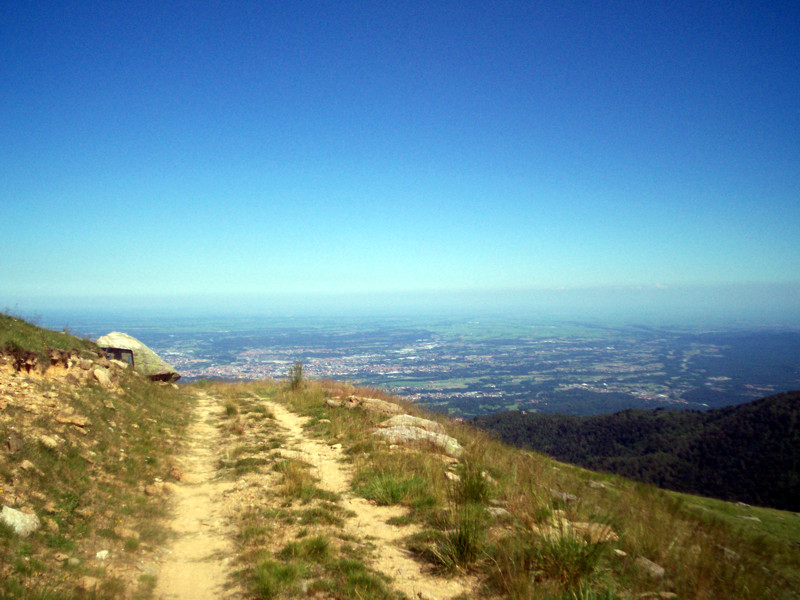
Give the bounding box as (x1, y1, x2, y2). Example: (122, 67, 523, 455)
(472, 391, 800, 511)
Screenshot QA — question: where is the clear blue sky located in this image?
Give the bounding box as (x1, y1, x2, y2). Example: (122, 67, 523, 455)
(2, 1, 799, 316)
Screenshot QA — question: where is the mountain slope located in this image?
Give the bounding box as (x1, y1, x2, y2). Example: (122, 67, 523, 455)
(2, 314, 800, 599)
(472, 391, 800, 510)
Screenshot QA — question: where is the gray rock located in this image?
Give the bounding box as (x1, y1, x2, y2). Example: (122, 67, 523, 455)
(378, 414, 446, 434)
(359, 397, 404, 415)
(635, 556, 666, 579)
(486, 506, 512, 519)
(550, 488, 578, 503)
(340, 395, 404, 415)
(719, 545, 740, 561)
(373, 425, 463, 457)
(1, 505, 41, 537)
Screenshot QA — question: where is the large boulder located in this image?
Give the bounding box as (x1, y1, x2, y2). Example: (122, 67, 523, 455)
(96, 332, 180, 382)
(373, 425, 463, 458)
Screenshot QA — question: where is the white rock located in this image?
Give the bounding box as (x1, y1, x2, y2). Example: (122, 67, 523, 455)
(378, 414, 446, 434)
(373, 425, 463, 457)
(1, 505, 40, 537)
(96, 550, 110, 561)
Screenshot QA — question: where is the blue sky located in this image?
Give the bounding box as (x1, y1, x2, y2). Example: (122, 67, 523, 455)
(2, 1, 799, 317)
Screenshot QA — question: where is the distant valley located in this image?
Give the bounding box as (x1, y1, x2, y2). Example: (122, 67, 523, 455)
(50, 314, 800, 417)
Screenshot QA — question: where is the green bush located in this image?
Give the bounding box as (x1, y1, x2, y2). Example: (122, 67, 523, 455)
(288, 361, 303, 390)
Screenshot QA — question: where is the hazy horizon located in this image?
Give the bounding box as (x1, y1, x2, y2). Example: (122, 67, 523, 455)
(7, 282, 800, 331)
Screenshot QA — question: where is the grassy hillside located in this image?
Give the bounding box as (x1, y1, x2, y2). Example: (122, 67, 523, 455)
(472, 392, 800, 511)
(208, 378, 800, 600)
(2, 314, 799, 599)
(0, 313, 97, 368)
(1, 314, 191, 599)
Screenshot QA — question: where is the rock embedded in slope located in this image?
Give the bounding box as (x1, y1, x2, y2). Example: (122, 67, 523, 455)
(571, 521, 619, 543)
(550, 488, 578, 503)
(1, 505, 41, 537)
(636, 556, 666, 579)
(328, 395, 405, 415)
(373, 425, 463, 458)
(377, 414, 447, 434)
(93, 367, 113, 389)
(486, 506, 513, 520)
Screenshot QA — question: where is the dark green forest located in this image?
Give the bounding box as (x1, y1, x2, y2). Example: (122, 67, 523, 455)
(472, 391, 800, 511)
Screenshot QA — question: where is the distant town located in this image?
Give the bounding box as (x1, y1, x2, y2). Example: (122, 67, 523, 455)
(104, 317, 800, 418)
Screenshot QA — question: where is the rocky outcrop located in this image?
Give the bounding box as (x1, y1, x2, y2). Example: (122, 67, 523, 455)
(326, 395, 404, 415)
(376, 414, 446, 434)
(325, 395, 462, 457)
(96, 332, 180, 382)
(373, 423, 464, 458)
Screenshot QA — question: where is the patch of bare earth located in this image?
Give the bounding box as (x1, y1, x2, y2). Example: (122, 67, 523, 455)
(264, 399, 476, 600)
(154, 391, 241, 600)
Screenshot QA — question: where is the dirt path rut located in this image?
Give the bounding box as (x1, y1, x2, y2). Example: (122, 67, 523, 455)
(153, 391, 472, 600)
(154, 392, 238, 600)
(263, 399, 474, 600)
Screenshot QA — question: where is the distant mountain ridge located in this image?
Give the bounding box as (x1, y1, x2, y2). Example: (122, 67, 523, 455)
(472, 391, 800, 511)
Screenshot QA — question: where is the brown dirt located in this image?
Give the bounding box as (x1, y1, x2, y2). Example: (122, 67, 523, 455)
(152, 391, 474, 600)
(154, 391, 241, 600)
(263, 399, 476, 600)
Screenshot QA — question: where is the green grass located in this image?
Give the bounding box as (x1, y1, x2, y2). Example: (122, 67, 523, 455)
(0, 312, 96, 367)
(277, 535, 330, 561)
(200, 376, 800, 600)
(272, 459, 338, 504)
(254, 558, 308, 599)
(410, 504, 487, 572)
(356, 471, 431, 506)
(0, 318, 192, 600)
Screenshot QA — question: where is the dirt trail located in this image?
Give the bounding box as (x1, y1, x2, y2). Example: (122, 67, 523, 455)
(154, 392, 239, 600)
(263, 399, 474, 600)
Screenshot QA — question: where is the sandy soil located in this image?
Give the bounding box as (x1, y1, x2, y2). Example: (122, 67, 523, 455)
(263, 399, 475, 600)
(154, 392, 240, 600)
(152, 391, 473, 600)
